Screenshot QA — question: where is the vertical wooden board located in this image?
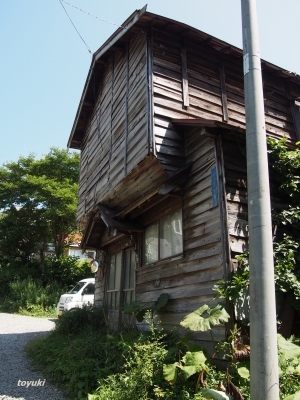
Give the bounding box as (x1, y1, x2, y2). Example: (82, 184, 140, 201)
(181, 42, 189, 107)
(219, 57, 229, 122)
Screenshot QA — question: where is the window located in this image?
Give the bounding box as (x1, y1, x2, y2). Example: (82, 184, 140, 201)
(83, 283, 95, 295)
(144, 209, 183, 265)
(106, 249, 135, 310)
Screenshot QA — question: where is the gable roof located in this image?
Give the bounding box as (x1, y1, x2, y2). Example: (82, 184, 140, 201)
(67, 5, 300, 150)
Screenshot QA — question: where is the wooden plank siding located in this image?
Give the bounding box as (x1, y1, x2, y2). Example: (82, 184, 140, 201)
(76, 33, 149, 223)
(135, 133, 226, 344)
(151, 29, 298, 158)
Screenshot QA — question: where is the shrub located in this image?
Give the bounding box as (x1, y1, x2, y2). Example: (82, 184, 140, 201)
(44, 255, 93, 287)
(0, 259, 41, 296)
(54, 306, 108, 335)
(1, 278, 66, 316)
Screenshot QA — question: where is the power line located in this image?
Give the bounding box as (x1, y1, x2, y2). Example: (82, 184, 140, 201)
(58, 0, 92, 54)
(60, 0, 127, 29)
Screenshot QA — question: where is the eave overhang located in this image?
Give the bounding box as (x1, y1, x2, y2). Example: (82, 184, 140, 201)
(67, 7, 300, 150)
(80, 163, 192, 249)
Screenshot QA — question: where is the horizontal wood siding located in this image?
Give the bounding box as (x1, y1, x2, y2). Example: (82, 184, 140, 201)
(77, 33, 148, 223)
(136, 133, 226, 344)
(151, 29, 298, 172)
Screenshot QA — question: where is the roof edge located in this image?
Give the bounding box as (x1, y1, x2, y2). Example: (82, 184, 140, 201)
(67, 5, 148, 149)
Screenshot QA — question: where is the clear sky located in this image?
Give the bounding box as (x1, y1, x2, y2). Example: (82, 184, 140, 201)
(1, 0, 299, 165)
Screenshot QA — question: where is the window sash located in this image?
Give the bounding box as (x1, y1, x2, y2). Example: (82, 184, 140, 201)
(144, 209, 183, 265)
(107, 249, 135, 310)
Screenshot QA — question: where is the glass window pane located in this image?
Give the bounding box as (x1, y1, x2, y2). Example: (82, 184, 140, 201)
(129, 251, 135, 288)
(124, 250, 135, 289)
(144, 223, 158, 264)
(160, 209, 183, 259)
(116, 291, 120, 309)
(115, 252, 122, 290)
(124, 251, 130, 289)
(107, 292, 112, 309)
(112, 292, 116, 309)
(108, 255, 116, 290)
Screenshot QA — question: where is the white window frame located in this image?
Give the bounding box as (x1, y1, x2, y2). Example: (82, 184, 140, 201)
(143, 208, 183, 265)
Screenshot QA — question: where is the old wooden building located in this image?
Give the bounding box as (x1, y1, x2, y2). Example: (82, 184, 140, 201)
(67, 7, 300, 346)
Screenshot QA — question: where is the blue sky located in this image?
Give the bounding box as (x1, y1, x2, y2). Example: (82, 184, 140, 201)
(1, 0, 299, 165)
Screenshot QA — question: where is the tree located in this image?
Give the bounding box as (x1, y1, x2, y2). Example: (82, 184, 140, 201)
(0, 148, 80, 267)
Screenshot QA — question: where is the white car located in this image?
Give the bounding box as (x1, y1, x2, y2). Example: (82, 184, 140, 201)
(56, 278, 95, 316)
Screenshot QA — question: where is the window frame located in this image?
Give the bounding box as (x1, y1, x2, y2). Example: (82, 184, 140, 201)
(106, 248, 136, 311)
(143, 208, 183, 266)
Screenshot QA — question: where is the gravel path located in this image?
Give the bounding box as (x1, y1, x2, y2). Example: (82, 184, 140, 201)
(0, 313, 66, 400)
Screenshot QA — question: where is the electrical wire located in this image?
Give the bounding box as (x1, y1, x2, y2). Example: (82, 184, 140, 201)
(58, 0, 92, 54)
(60, 0, 127, 29)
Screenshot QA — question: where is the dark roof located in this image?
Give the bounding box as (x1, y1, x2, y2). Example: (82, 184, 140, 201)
(67, 5, 300, 149)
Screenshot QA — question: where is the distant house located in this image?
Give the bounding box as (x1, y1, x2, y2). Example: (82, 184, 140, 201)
(45, 234, 95, 260)
(67, 7, 300, 347)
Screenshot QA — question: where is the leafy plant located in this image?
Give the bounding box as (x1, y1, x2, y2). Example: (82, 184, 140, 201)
(180, 304, 230, 332)
(277, 335, 300, 399)
(135, 293, 169, 323)
(180, 304, 230, 352)
(1, 277, 66, 317)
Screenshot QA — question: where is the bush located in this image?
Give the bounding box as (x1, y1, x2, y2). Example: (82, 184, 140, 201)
(0, 259, 41, 296)
(26, 307, 124, 400)
(54, 306, 108, 335)
(1, 278, 66, 316)
(44, 255, 93, 287)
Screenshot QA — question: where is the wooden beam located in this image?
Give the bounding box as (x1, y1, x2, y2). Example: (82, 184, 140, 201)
(124, 41, 129, 175)
(181, 42, 189, 107)
(147, 29, 155, 155)
(219, 57, 229, 122)
(116, 187, 159, 218)
(94, 6, 147, 61)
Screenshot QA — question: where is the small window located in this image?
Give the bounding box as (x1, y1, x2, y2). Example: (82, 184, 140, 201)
(144, 209, 183, 265)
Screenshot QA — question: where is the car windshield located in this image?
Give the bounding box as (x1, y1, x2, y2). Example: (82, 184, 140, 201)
(68, 282, 86, 294)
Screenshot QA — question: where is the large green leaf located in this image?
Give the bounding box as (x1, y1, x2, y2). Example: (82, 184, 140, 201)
(182, 351, 207, 368)
(284, 391, 300, 400)
(180, 304, 230, 331)
(278, 335, 300, 361)
(136, 293, 169, 322)
(152, 293, 169, 311)
(200, 388, 233, 400)
(237, 366, 250, 379)
(180, 365, 197, 380)
(286, 363, 300, 376)
(163, 362, 178, 383)
(179, 351, 207, 379)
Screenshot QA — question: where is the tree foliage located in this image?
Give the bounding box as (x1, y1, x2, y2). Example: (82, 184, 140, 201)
(0, 148, 80, 262)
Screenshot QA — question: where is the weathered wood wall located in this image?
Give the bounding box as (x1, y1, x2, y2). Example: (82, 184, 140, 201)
(150, 28, 298, 157)
(222, 133, 249, 257)
(221, 131, 287, 264)
(135, 133, 227, 344)
(77, 33, 149, 222)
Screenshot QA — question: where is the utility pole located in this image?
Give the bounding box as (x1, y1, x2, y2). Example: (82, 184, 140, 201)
(241, 0, 279, 399)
